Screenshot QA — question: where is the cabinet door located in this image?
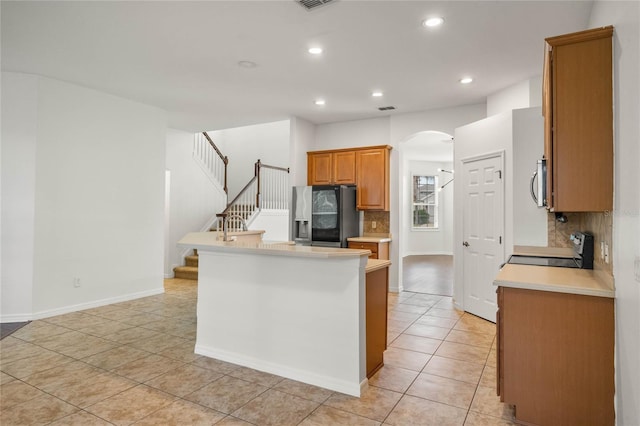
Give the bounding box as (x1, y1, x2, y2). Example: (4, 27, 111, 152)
(307, 153, 333, 185)
(333, 151, 356, 184)
(496, 287, 504, 400)
(501, 287, 614, 425)
(356, 148, 390, 210)
(545, 27, 613, 212)
(365, 267, 388, 378)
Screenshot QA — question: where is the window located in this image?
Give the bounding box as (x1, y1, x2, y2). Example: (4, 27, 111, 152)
(412, 175, 438, 228)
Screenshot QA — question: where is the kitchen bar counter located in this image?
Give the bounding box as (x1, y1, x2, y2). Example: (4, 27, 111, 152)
(178, 232, 372, 397)
(179, 232, 370, 258)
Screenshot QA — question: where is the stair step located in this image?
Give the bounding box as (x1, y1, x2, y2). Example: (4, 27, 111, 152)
(185, 255, 199, 267)
(174, 266, 198, 280)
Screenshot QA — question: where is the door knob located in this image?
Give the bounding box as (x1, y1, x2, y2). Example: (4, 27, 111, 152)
(463, 241, 470, 247)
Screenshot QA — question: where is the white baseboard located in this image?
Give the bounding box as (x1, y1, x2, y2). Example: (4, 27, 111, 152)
(389, 283, 403, 293)
(1, 287, 165, 322)
(195, 344, 363, 397)
(1, 313, 34, 323)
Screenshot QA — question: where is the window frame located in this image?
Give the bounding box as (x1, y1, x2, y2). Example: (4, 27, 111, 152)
(411, 174, 439, 230)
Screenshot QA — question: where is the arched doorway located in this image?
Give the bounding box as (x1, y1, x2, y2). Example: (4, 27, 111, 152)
(398, 131, 454, 296)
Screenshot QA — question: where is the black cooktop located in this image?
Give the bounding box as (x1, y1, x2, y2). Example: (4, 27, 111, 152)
(507, 255, 580, 268)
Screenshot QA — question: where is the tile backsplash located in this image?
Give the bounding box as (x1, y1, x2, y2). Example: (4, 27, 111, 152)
(363, 211, 390, 234)
(547, 211, 613, 275)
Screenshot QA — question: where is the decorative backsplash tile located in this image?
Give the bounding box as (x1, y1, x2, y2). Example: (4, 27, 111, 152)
(363, 211, 390, 234)
(547, 211, 613, 275)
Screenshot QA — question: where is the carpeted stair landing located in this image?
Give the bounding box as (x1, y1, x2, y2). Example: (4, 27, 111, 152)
(173, 251, 198, 280)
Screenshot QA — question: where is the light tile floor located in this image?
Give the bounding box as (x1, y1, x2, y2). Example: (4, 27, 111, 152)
(0, 279, 515, 425)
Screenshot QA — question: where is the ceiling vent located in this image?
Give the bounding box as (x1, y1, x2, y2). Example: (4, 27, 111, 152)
(378, 106, 396, 111)
(297, 0, 335, 11)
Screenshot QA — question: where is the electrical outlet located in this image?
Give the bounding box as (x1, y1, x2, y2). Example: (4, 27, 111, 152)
(604, 243, 610, 264)
(73, 277, 81, 288)
(372, 221, 377, 229)
(600, 241, 605, 260)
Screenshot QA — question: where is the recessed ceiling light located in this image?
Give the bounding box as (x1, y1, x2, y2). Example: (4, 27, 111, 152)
(459, 77, 473, 84)
(308, 47, 323, 55)
(315, 99, 326, 106)
(422, 17, 444, 28)
(237, 60, 258, 68)
(372, 91, 384, 97)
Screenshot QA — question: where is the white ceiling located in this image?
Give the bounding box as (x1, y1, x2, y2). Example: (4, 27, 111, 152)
(1, 1, 593, 132)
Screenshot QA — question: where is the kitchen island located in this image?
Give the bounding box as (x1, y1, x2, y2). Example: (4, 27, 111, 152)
(178, 232, 385, 397)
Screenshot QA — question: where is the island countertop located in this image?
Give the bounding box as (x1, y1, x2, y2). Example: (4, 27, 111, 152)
(495, 263, 614, 298)
(179, 232, 371, 259)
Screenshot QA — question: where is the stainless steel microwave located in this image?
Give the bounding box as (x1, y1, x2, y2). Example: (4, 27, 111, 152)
(530, 158, 547, 207)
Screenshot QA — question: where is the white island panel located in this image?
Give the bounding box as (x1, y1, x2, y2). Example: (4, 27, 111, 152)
(195, 249, 368, 396)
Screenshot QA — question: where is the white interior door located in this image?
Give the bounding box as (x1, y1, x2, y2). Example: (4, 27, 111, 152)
(462, 154, 504, 322)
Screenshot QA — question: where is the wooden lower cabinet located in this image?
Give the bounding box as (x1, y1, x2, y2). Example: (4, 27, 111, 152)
(348, 241, 389, 260)
(366, 266, 388, 378)
(496, 286, 614, 426)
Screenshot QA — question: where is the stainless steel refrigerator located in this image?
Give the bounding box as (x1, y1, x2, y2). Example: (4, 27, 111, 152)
(291, 185, 359, 248)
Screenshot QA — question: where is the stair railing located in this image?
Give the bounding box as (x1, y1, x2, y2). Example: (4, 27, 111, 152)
(194, 131, 228, 196)
(256, 160, 290, 210)
(216, 159, 290, 232)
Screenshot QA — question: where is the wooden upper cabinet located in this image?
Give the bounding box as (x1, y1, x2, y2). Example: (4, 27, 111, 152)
(544, 26, 613, 212)
(333, 151, 357, 184)
(307, 146, 391, 210)
(307, 151, 356, 185)
(356, 147, 391, 211)
(307, 152, 333, 185)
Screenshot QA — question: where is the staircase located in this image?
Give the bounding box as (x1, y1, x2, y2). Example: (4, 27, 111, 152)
(174, 250, 199, 280)
(172, 134, 290, 281)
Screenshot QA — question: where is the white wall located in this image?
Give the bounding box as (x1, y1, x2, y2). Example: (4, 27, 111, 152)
(512, 107, 547, 246)
(312, 104, 486, 291)
(589, 2, 640, 424)
(313, 117, 390, 151)
(165, 128, 227, 276)
(249, 210, 289, 242)
(1, 72, 167, 320)
(487, 77, 543, 116)
(1, 73, 38, 320)
(390, 105, 487, 291)
(403, 161, 454, 256)
(209, 120, 290, 199)
(289, 116, 316, 187)
(453, 107, 547, 306)
(454, 112, 513, 308)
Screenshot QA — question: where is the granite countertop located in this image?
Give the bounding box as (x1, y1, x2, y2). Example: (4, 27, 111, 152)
(494, 263, 614, 298)
(178, 232, 371, 259)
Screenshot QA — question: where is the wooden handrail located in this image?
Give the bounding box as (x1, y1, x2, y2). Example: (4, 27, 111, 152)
(202, 131, 228, 194)
(220, 176, 258, 215)
(218, 158, 290, 219)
